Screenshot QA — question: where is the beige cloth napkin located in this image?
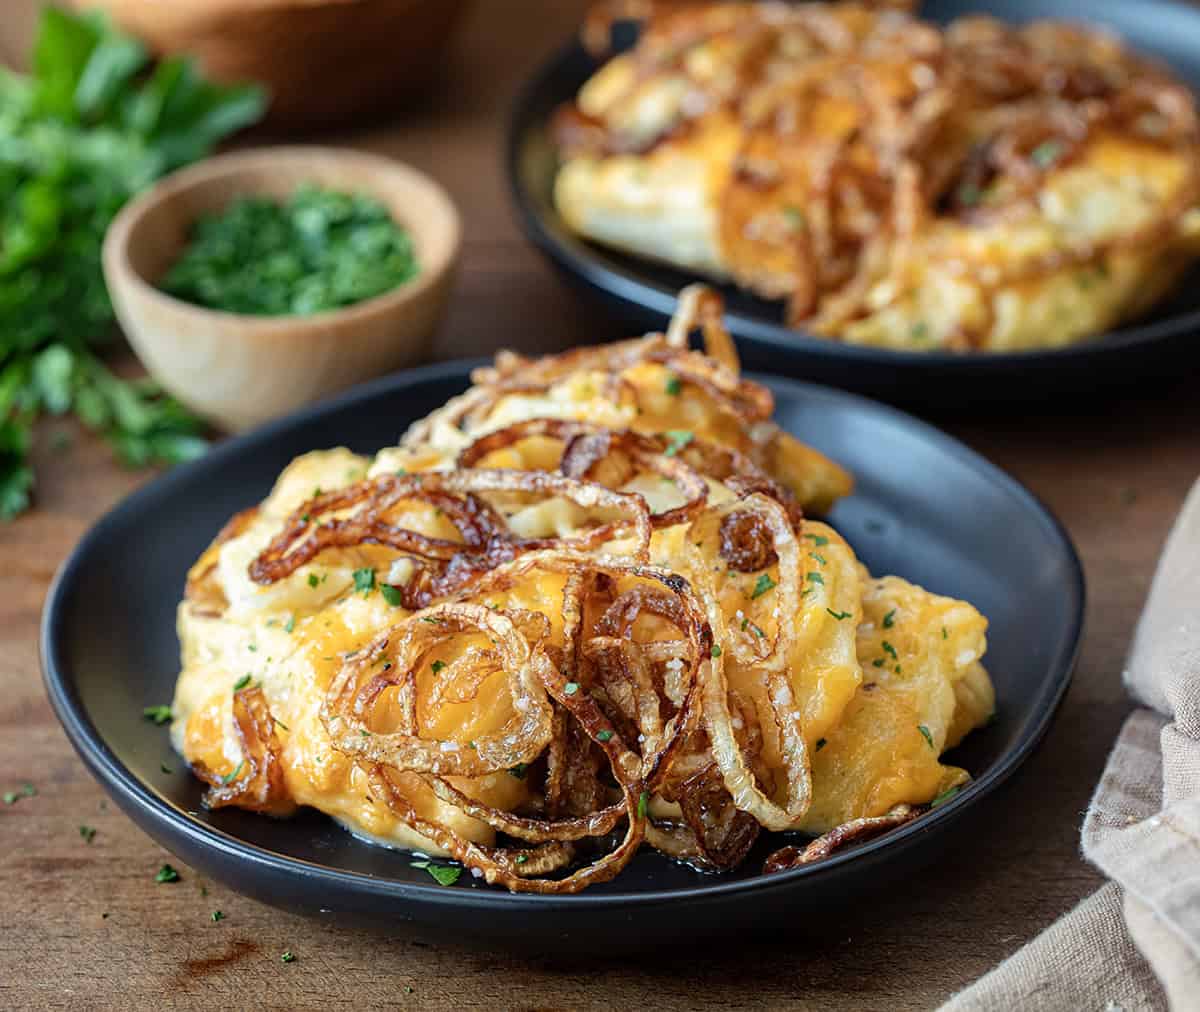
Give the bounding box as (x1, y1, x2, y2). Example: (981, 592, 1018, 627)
(945, 479, 1200, 1012)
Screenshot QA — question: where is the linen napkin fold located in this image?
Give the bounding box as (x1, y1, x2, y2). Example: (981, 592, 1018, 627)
(945, 478, 1200, 1012)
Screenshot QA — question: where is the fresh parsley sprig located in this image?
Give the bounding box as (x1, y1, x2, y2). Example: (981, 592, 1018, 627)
(0, 8, 266, 520)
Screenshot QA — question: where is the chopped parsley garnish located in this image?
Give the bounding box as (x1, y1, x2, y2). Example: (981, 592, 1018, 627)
(1030, 140, 1063, 169)
(803, 533, 829, 547)
(143, 705, 172, 725)
(509, 764, 528, 780)
(809, 552, 826, 566)
(2, 791, 17, 805)
(431, 660, 446, 675)
(515, 855, 529, 866)
(426, 865, 462, 887)
(79, 825, 96, 844)
(807, 572, 824, 585)
(917, 725, 934, 749)
(663, 430, 694, 457)
(782, 204, 806, 229)
(957, 182, 982, 207)
(307, 573, 320, 588)
(882, 609, 896, 629)
(284, 615, 296, 634)
(160, 763, 173, 774)
(596, 730, 614, 743)
(750, 573, 776, 599)
(711, 644, 722, 658)
(155, 864, 180, 884)
(815, 738, 827, 752)
(281, 950, 297, 963)
(942, 626, 948, 640)
(233, 674, 252, 692)
(665, 374, 682, 396)
(826, 609, 852, 621)
(873, 658, 885, 668)
(247, 644, 257, 652)
(420, 616, 443, 625)
(910, 322, 931, 342)
(637, 791, 649, 819)
(563, 681, 579, 695)
(380, 584, 404, 607)
(274, 718, 290, 732)
(211, 910, 225, 922)
(353, 567, 376, 594)
(220, 761, 245, 785)
(881, 641, 898, 659)
(931, 786, 961, 809)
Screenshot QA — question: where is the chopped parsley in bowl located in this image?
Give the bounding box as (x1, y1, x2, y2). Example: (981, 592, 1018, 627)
(160, 185, 420, 316)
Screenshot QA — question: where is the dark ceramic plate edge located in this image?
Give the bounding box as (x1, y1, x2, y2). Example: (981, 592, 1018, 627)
(40, 362, 1085, 911)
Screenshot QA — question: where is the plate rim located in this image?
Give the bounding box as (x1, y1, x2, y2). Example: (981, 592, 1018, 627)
(505, 0, 1200, 370)
(40, 360, 1086, 911)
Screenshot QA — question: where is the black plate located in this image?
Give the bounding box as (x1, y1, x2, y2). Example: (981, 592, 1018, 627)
(508, 0, 1200, 406)
(41, 362, 1083, 950)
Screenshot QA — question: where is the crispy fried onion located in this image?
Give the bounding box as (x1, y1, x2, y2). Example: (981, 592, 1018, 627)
(322, 603, 556, 777)
(248, 469, 654, 605)
(193, 686, 293, 815)
(687, 494, 812, 832)
(318, 551, 719, 892)
(457, 416, 801, 533)
(402, 285, 769, 454)
(762, 804, 922, 873)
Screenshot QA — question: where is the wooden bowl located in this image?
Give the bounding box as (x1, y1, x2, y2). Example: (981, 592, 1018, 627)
(72, 0, 473, 131)
(103, 146, 460, 432)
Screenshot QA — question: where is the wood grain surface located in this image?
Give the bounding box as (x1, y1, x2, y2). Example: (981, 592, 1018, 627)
(2, 2, 1199, 1009)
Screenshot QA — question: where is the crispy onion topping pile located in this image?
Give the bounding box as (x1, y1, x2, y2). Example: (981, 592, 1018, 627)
(563, 1, 1200, 338)
(189, 286, 929, 892)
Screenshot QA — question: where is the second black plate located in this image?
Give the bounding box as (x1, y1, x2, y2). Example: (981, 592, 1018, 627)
(42, 362, 1083, 951)
(508, 0, 1200, 406)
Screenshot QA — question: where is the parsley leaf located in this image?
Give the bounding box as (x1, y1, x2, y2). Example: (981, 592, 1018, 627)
(155, 864, 180, 884)
(380, 584, 403, 607)
(815, 738, 827, 752)
(664, 374, 682, 396)
(425, 865, 462, 887)
(750, 573, 776, 599)
(802, 533, 829, 547)
(281, 950, 297, 963)
(352, 567, 375, 594)
(931, 786, 962, 808)
(143, 705, 172, 725)
(0, 9, 265, 521)
(430, 660, 446, 675)
(882, 609, 896, 629)
(596, 729, 614, 743)
(79, 824, 96, 844)
(826, 608, 852, 621)
(663, 430, 694, 457)
(918, 725, 934, 748)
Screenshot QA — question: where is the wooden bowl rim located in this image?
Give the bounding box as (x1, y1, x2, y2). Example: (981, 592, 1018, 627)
(103, 145, 461, 337)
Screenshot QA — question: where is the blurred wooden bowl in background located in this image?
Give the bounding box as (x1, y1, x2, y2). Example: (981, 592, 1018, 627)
(72, 0, 473, 131)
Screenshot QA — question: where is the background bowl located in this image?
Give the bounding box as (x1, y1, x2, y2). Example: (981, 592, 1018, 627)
(103, 146, 460, 432)
(72, 0, 474, 131)
(508, 0, 1200, 408)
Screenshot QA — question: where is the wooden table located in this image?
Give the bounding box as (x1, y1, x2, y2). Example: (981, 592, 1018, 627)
(3, 3, 1199, 1008)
